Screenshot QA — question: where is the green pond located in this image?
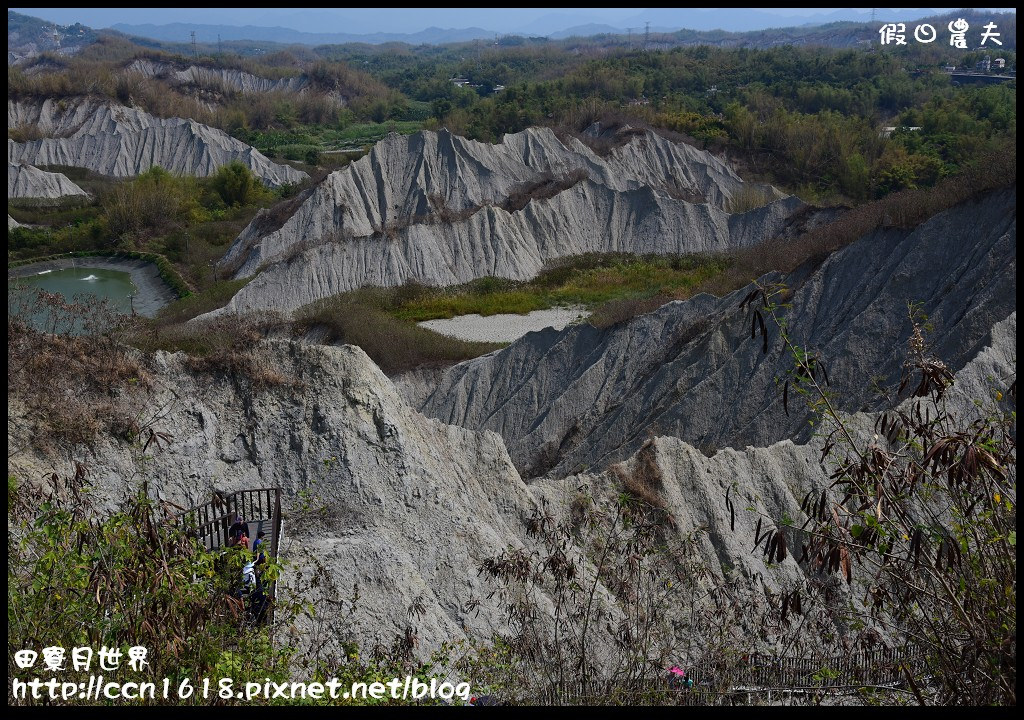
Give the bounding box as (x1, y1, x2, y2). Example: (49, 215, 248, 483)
(9, 266, 140, 328)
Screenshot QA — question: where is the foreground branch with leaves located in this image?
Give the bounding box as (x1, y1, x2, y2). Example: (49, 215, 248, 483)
(741, 282, 1016, 705)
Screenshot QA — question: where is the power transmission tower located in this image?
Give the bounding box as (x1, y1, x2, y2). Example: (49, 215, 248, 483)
(871, 8, 877, 23)
(644, 21, 650, 50)
(627, 27, 634, 49)
(218, 34, 222, 55)
(191, 30, 198, 58)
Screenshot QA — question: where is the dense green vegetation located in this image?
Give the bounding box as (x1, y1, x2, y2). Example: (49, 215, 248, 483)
(426, 47, 1015, 202)
(9, 163, 285, 292)
(7, 467, 459, 706)
(233, 118, 424, 160)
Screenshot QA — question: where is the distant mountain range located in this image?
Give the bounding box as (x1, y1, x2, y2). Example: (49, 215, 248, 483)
(109, 8, 966, 46)
(109, 22, 499, 46)
(10, 8, 1015, 52)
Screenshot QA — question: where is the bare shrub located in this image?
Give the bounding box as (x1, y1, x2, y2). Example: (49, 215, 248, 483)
(660, 177, 706, 204)
(7, 289, 149, 449)
(574, 127, 646, 158)
(475, 488, 745, 701)
(426, 193, 484, 224)
(146, 312, 295, 389)
(738, 284, 1017, 705)
(500, 168, 590, 212)
(610, 440, 676, 528)
(588, 296, 670, 329)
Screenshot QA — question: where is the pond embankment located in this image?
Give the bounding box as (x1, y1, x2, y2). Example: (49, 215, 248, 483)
(9, 256, 178, 317)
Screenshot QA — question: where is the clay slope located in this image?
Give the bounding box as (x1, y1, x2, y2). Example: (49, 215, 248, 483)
(8, 161, 88, 201)
(7, 98, 307, 188)
(7, 341, 535, 653)
(209, 125, 799, 316)
(410, 188, 1017, 478)
(540, 308, 1015, 634)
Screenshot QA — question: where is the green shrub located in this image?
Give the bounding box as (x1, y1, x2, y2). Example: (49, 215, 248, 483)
(8, 478, 295, 706)
(209, 161, 273, 207)
(102, 166, 200, 242)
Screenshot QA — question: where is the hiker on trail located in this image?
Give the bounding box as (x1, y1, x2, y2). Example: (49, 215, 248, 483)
(667, 666, 694, 690)
(241, 561, 257, 589)
(228, 515, 250, 547)
(252, 531, 267, 566)
(240, 554, 271, 624)
(238, 532, 250, 550)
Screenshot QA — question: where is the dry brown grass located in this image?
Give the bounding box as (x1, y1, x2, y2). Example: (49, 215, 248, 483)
(725, 184, 774, 214)
(610, 440, 677, 528)
(132, 312, 297, 389)
(593, 140, 1017, 328)
(8, 292, 149, 449)
(7, 122, 46, 142)
(426, 193, 483, 224)
(293, 292, 504, 374)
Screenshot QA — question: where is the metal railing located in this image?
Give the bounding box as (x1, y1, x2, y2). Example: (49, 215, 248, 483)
(174, 488, 284, 620)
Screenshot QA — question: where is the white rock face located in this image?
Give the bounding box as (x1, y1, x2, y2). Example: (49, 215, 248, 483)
(8, 161, 88, 201)
(209, 125, 800, 317)
(7, 98, 308, 188)
(8, 213, 22, 229)
(124, 59, 346, 106)
(410, 189, 1017, 478)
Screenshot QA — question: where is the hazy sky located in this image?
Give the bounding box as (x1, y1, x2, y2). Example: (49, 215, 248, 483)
(10, 7, 1012, 35)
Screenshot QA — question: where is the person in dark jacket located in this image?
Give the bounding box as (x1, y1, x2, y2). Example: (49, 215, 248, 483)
(228, 515, 250, 547)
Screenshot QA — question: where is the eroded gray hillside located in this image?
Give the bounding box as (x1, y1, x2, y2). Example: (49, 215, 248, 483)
(124, 59, 346, 106)
(8, 161, 87, 201)
(8, 308, 1013, 658)
(7, 98, 307, 188)
(409, 188, 1017, 478)
(209, 125, 799, 316)
(8, 342, 533, 652)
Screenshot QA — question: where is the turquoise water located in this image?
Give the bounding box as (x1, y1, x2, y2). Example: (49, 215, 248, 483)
(11, 266, 139, 311)
(9, 266, 140, 329)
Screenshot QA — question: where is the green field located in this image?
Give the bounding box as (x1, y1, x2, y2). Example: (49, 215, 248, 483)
(386, 254, 731, 322)
(235, 119, 425, 161)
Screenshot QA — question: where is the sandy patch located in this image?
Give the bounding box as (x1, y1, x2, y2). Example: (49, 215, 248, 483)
(418, 306, 588, 343)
